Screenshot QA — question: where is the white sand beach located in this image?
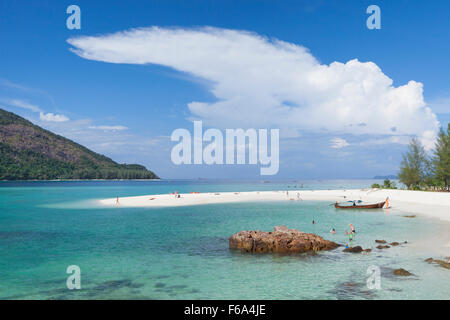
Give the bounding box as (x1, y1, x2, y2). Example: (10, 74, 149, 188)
(99, 188, 450, 222)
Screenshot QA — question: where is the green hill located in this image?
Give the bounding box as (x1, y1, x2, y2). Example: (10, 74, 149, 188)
(0, 108, 159, 180)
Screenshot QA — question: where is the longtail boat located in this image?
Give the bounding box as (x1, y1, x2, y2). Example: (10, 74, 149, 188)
(334, 201, 385, 209)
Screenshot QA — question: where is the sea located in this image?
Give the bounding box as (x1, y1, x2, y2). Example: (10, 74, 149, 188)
(0, 179, 449, 300)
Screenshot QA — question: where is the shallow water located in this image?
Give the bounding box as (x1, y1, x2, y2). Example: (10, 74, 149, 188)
(0, 180, 449, 299)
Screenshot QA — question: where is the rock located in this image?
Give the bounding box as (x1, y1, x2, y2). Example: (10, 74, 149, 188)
(403, 215, 416, 218)
(390, 242, 400, 246)
(229, 226, 339, 254)
(343, 246, 363, 253)
(437, 260, 450, 269)
(376, 245, 390, 249)
(375, 240, 387, 244)
(363, 248, 372, 253)
(393, 268, 412, 276)
(425, 258, 450, 269)
(273, 225, 289, 233)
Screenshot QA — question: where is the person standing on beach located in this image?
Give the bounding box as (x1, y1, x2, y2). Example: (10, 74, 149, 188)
(115, 196, 119, 205)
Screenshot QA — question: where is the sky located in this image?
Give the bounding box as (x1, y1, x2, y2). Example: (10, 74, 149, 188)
(1, 0, 449, 179)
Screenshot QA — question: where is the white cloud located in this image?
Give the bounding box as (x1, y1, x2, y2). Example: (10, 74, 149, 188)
(330, 137, 349, 149)
(89, 125, 128, 131)
(67, 26, 440, 149)
(39, 112, 69, 122)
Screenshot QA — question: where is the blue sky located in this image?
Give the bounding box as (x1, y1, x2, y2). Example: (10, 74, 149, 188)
(1, 0, 449, 179)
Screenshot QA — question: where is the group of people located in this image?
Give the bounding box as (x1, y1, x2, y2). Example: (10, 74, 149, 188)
(312, 220, 356, 243)
(170, 191, 181, 198)
(328, 223, 357, 246)
(285, 191, 302, 201)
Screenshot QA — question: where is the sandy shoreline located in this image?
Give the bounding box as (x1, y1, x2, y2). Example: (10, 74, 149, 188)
(99, 188, 450, 256)
(99, 188, 450, 222)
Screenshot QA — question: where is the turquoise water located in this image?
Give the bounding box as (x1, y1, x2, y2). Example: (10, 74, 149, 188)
(0, 180, 449, 300)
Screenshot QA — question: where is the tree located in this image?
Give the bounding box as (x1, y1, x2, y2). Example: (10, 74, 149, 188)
(398, 138, 429, 189)
(433, 124, 450, 190)
(383, 179, 397, 189)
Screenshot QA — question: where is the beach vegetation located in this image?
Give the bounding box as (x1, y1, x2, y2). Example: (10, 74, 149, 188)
(399, 126, 450, 191)
(398, 138, 429, 189)
(432, 124, 450, 190)
(370, 179, 397, 189)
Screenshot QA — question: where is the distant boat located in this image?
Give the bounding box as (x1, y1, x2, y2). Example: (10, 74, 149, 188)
(334, 201, 385, 209)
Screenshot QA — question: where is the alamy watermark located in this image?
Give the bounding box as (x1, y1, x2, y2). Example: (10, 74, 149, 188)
(366, 5, 381, 30)
(366, 265, 381, 290)
(170, 121, 279, 175)
(66, 265, 81, 290)
(66, 5, 81, 30)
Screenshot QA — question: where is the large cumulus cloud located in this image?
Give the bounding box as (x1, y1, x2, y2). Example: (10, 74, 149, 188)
(68, 26, 440, 149)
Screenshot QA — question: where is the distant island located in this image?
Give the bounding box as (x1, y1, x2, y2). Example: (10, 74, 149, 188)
(373, 175, 398, 179)
(0, 108, 158, 180)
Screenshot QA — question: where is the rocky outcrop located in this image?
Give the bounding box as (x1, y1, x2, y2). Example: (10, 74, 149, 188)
(393, 268, 412, 276)
(229, 225, 339, 254)
(425, 258, 450, 270)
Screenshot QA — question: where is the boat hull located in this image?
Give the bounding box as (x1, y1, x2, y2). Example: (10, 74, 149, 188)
(334, 201, 386, 209)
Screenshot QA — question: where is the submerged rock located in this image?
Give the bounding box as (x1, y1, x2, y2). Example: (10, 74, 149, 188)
(377, 245, 390, 249)
(343, 246, 363, 253)
(390, 242, 400, 246)
(403, 215, 416, 218)
(229, 225, 339, 254)
(375, 240, 387, 244)
(343, 246, 372, 253)
(393, 268, 412, 276)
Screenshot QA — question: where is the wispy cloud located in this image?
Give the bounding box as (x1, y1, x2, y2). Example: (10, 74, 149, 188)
(359, 135, 411, 147)
(89, 125, 128, 131)
(330, 137, 349, 149)
(428, 96, 450, 114)
(8, 99, 41, 113)
(68, 26, 440, 149)
(6, 98, 69, 122)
